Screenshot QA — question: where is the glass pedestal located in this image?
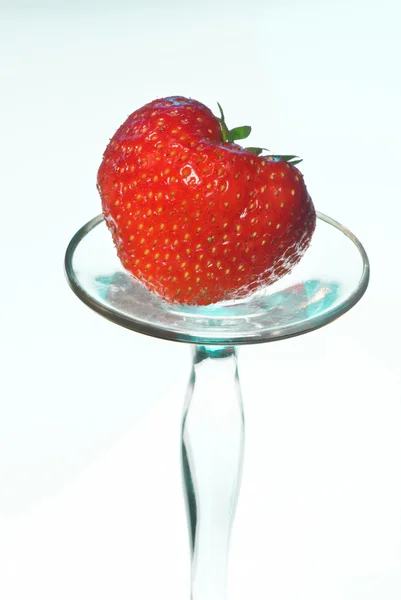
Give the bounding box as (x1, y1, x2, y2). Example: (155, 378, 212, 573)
(65, 212, 369, 600)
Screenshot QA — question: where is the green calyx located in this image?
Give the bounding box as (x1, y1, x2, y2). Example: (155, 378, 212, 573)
(216, 102, 302, 165)
(217, 103, 251, 143)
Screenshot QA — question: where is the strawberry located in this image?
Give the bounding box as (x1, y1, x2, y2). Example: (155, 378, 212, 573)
(97, 96, 316, 305)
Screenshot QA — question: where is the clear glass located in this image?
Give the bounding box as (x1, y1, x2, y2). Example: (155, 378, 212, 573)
(65, 212, 369, 346)
(182, 346, 244, 600)
(65, 212, 369, 600)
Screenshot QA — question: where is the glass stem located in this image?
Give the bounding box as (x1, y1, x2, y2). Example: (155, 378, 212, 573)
(181, 345, 245, 600)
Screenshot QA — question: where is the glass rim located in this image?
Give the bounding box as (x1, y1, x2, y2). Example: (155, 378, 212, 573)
(64, 211, 370, 346)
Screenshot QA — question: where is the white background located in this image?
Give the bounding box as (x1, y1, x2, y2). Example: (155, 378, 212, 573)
(1, 0, 400, 598)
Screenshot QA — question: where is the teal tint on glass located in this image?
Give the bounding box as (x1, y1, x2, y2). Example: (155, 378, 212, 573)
(65, 212, 369, 346)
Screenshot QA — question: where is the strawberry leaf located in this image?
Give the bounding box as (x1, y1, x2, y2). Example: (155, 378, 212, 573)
(228, 126, 252, 141)
(216, 102, 230, 143)
(216, 102, 225, 122)
(216, 103, 251, 143)
(215, 103, 302, 164)
(269, 154, 303, 165)
(245, 147, 270, 156)
(273, 155, 298, 161)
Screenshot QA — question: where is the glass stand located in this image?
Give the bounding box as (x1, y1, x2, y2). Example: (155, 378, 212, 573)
(182, 345, 244, 600)
(65, 212, 369, 600)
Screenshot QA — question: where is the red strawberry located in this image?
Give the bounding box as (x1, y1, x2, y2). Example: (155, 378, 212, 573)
(97, 96, 316, 305)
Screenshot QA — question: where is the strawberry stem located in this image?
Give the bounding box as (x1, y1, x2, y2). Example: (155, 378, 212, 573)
(216, 103, 302, 164)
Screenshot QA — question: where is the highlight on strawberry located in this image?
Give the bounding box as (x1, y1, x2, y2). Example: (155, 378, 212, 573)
(97, 96, 316, 305)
